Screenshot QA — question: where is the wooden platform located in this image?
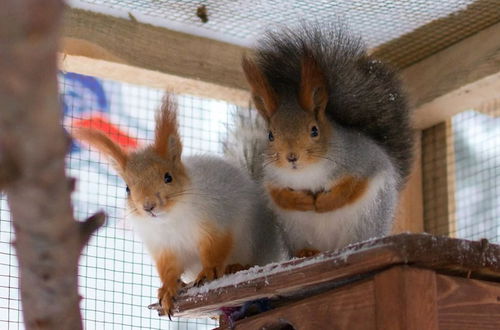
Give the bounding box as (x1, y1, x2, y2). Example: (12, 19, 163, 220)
(168, 234, 500, 329)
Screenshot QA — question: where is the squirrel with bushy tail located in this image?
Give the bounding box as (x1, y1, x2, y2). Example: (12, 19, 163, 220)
(227, 24, 414, 258)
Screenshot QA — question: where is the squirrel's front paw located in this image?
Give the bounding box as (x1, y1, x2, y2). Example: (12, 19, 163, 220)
(194, 266, 222, 286)
(269, 186, 315, 211)
(314, 191, 337, 213)
(157, 284, 178, 319)
(291, 192, 316, 211)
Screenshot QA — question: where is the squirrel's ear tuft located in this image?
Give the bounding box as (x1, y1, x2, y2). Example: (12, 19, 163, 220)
(242, 56, 278, 121)
(299, 53, 328, 117)
(73, 128, 128, 171)
(154, 94, 182, 161)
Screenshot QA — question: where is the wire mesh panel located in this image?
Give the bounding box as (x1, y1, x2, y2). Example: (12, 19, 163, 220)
(0, 72, 235, 329)
(68, 0, 482, 47)
(423, 106, 500, 243)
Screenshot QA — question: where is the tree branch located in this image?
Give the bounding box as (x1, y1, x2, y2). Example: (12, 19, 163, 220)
(79, 212, 106, 250)
(0, 151, 19, 189)
(0, 1, 103, 329)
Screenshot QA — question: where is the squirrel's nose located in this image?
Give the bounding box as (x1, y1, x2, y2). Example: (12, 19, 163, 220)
(287, 153, 298, 163)
(143, 202, 156, 212)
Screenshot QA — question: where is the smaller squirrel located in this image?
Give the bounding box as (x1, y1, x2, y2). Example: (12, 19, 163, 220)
(73, 95, 284, 317)
(238, 25, 414, 257)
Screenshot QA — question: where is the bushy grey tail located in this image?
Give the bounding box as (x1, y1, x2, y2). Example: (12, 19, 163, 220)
(223, 109, 268, 182)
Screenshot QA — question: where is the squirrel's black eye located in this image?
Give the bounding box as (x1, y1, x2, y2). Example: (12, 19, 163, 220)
(268, 131, 274, 142)
(164, 172, 173, 184)
(126, 186, 130, 195)
(310, 126, 319, 138)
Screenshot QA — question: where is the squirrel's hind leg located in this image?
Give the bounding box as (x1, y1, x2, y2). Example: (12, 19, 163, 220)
(294, 248, 321, 259)
(195, 222, 233, 286)
(225, 263, 252, 275)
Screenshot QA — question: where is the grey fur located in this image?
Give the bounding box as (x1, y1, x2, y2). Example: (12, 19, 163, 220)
(185, 155, 287, 264)
(223, 110, 268, 182)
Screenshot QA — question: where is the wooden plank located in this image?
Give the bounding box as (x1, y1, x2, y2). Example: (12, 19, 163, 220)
(402, 21, 500, 114)
(371, 0, 500, 69)
(436, 274, 500, 329)
(422, 122, 457, 236)
(445, 120, 457, 236)
(62, 8, 248, 90)
(476, 94, 500, 117)
(175, 246, 399, 317)
(374, 266, 438, 330)
(413, 72, 500, 129)
(392, 131, 423, 233)
(226, 280, 375, 330)
(172, 234, 500, 317)
(59, 54, 250, 107)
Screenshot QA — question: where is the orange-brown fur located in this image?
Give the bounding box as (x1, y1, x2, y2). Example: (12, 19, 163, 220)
(295, 248, 321, 258)
(73, 128, 128, 170)
(267, 116, 332, 169)
(122, 150, 190, 216)
(154, 250, 183, 316)
(242, 56, 278, 119)
(268, 176, 369, 213)
(75, 99, 192, 218)
(249, 53, 333, 170)
(267, 185, 315, 211)
(195, 222, 234, 285)
(224, 263, 251, 275)
(154, 95, 181, 158)
(315, 176, 369, 213)
(299, 54, 329, 113)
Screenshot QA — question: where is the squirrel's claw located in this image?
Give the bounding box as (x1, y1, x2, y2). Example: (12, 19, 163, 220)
(149, 295, 175, 319)
(194, 266, 220, 286)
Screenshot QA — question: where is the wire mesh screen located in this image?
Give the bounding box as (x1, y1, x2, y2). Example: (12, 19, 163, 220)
(67, 0, 478, 47)
(67, 0, 500, 68)
(423, 106, 500, 242)
(0, 72, 235, 329)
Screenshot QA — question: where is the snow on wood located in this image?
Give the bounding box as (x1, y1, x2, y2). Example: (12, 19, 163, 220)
(165, 233, 500, 318)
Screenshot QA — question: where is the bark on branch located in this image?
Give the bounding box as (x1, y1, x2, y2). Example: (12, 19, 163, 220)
(79, 212, 106, 250)
(0, 150, 19, 189)
(0, 1, 104, 329)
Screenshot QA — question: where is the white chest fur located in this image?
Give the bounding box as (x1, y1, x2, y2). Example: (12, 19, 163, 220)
(265, 158, 332, 191)
(270, 172, 390, 252)
(127, 199, 203, 282)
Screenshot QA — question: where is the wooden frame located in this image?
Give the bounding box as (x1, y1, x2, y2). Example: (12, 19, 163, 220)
(170, 234, 500, 316)
(392, 131, 423, 234)
(59, 54, 251, 107)
(62, 9, 248, 89)
(164, 234, 500, 329)
(405, 21, 500, 129)
(225, 266, 500, 329)
(422, 122, 457, 236)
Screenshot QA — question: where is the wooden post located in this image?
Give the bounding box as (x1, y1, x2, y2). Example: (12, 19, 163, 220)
(0, 1, 104, 329)
(422, 121, 457, 236)
(374, 266, 438, 330)
(392, 131, 424, 233)
(227, 280, 375, 330)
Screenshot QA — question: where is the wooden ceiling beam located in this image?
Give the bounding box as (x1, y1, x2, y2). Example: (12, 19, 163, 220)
(62, 8, 500, 128)
(62, 8, 248, 90)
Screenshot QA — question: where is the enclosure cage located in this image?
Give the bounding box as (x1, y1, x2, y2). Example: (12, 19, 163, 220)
(1, 0, 499, 329)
